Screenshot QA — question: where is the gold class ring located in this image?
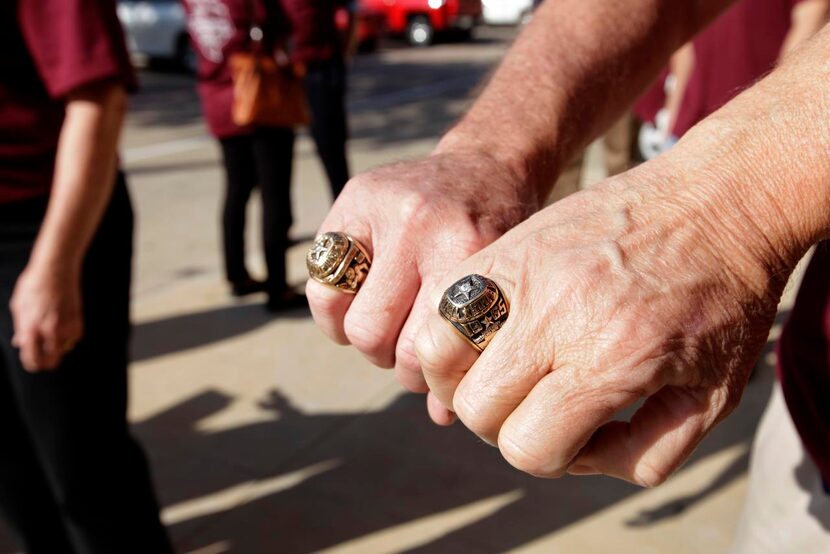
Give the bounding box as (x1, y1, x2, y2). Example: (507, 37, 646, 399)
(438, 274, 509, 352)
(306, 232, 372, 294)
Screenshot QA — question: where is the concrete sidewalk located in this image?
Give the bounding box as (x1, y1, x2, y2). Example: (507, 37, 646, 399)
(0, 28, 802, 553)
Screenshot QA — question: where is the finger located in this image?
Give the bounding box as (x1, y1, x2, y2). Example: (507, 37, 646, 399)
(40, 330, 78, 371)
(17, 331, 47, 373)
(343, 240, 419, 369)
(395, 269, 457, 393)
(306, 279, 352, 345)
(395, 237, 483, 393)
(394, 284, 434, 393)
(416, 310, 479, 410)
(495, 363, 663, 478)
(427, 392, 456, 426)
(567, 387, 721, 487)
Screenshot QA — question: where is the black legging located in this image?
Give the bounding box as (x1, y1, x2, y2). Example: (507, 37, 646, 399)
(305, 58, 350, 198)
(0, 177, 172, 554)
(219, 127, 295, 296)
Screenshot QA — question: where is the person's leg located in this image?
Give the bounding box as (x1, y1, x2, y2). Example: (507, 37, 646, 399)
(3, 179, 173, 554)
(219, 135, 259, 288)
(252, 126, 297, 305)
(730, 383, 830, 553)
(305, 59, 350, 199)
(602, 111, 634, 177)
(548, 153, 584, 205)
(0, 198, 76, 554)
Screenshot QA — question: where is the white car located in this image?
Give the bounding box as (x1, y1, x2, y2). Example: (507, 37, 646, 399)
(481, 0, 533, 25)
(117, 0, 195, 70)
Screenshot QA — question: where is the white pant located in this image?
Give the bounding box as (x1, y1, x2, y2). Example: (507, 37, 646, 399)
(731, 384, 830, 553)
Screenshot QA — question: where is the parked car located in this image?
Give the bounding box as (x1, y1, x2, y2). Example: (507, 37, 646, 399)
(362, 0, 482, 47)
(481, 0, 532, 25)
(336, 3, 387, 53)
(117, 0, 194, 70)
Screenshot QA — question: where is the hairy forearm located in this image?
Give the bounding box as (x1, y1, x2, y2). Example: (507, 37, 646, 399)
(28, 82, 127, 273)
(781, 0, 829, 57)
(436, 0, 735, 204)
(642, 24, 830, 289)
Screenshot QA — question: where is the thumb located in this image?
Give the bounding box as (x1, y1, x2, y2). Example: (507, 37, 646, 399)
(568, 386, 729, 487)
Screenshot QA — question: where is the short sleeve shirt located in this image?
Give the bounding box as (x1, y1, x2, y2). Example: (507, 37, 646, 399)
(281, 0, 349, 64)
(672, 0, 800, 136)
(183, 0, 287, 138)
(0, 0, 136, 204)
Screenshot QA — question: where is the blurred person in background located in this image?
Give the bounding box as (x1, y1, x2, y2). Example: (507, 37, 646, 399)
(282, 0, 356, 199)
(0, 1, 173, 552)
(184, 0, 305, 311)
(647, 0, 829, 154)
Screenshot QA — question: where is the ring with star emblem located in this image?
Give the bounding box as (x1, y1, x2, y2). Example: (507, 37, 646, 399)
(306, 232, 372, 294)
(438, 274, 509, 352)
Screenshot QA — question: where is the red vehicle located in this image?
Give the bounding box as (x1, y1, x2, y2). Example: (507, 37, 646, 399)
(362, 0, 482, 47)
(337, 4, 386, 52)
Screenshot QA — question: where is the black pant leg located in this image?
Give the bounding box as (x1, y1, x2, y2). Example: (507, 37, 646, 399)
(0, 198, 75, 554)
(0, 179, 173, 554)
(252, 126, 295, 295)
(219, 135, 258, 285)
(305, 59, 350, 199)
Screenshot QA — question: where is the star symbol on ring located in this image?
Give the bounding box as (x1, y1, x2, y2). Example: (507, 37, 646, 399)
(311, 237, 332, 264)
(453, 281, 475, 303)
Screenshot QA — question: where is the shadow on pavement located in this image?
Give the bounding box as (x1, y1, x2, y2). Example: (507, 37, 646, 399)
(132, 302, 310, 363)
(131, 361, 774, 553)
(0, 324, 778, 554)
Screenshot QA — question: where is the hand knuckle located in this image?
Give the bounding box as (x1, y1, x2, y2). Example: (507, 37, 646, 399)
(413, 327, 445, 376)
(453, 392, 494, 440)
(395, 338, 421, 374)
(498, 431, 562, 478)
(633, 458, 670, 488)
(343, 312, 391, 362)
(398, 191, 432, 226)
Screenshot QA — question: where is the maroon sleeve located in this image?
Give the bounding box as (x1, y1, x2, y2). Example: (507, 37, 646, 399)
(18, 0, 137, 98)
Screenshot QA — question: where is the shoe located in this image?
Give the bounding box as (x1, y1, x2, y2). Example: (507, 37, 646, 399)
(231, 277, 266, 297)
(266, 290, 308, 313)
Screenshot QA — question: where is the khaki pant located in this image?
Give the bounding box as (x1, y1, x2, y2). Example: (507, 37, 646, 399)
(730, 384, 830, 553)
(549, 112, 639, 204)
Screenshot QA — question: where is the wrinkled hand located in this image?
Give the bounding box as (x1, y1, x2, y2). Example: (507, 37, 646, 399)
(307, 150, 535, 405)
(415, 168, 790, 485)
(10, 263, 84, 372)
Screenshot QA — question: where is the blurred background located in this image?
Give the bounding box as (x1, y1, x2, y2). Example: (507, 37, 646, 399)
(0, 2, 800, 552)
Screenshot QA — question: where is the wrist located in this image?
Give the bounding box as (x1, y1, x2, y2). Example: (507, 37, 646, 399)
(26, 241, 84, 279)
(434, 127, 553, 212)
(640, 149, 806, 303)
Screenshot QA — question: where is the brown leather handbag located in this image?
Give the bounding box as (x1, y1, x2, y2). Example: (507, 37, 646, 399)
(229, 29, 310, 128)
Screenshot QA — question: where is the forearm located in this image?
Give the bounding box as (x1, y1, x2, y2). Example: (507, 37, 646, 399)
(639, 25, 830, 290)
(666, 43, 695, 134)
(436, 0, 735, 204)
(780, 0, 829, 57)
(28, 82, 127, 273)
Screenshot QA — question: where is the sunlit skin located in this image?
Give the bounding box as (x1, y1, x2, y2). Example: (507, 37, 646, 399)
(10, 82, 126, 372)
(309, 0, 830, 485)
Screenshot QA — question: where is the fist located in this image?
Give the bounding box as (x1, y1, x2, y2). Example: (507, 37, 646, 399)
(306, 150, 535, 397)
(415, 169, 789, 485)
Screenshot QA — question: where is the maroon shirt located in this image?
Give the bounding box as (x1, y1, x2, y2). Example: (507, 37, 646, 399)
(183, 0, 286, 138)
(672, 0, 799, 136)
(778, 247, 830, 482)
(281, 0, 349, 64)
(0, 0, 136, 205)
